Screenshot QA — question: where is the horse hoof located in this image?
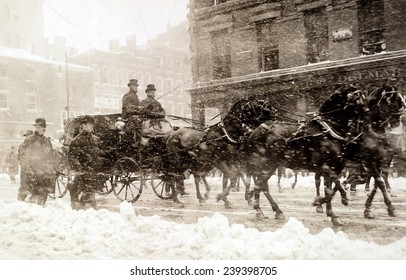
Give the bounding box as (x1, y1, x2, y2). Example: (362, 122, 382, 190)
(312, 196, 323, 206)
(216, 194, 223, 202)
(388, 206, 396, 217)
(204, 194, 210, 200)
(331, 217, 345, 226)
(365, 187, 370, 192)
(291, 183, 296, 189)
(278, 188, 284, 193)
(316, 206, 323, 213)
(341, 197, 349, 206)
(199, 199, 206, 203)
(225, 203, 233, 209)
(255, 212, 266, 220)
(364, 209, 375, 219)
(275, 212, 285, 220)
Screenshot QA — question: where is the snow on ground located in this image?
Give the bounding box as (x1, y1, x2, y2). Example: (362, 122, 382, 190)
(1, 171, 406, 260)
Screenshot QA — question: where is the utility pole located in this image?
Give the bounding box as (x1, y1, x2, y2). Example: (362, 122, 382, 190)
(65, 51, 70, 122)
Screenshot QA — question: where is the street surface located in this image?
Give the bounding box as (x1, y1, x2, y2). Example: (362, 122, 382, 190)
(1, 174, 405, 245)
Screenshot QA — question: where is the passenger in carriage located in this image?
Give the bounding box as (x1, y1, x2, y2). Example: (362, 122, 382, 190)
(139, 84, 170, 137)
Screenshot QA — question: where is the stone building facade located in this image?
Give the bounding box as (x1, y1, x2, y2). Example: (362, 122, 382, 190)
(188, 0, 406, 125)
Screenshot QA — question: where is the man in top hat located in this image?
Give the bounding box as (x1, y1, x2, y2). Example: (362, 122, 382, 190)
(139, 84, 166, 116)
(139, 84, 169, 137)
(68, 115, 103, 210)
(122, 79, 141, 119)
(17, 118, 56, 205)
(122, 79, 143, 144)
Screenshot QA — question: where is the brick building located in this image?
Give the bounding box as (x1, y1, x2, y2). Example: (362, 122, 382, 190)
(188, 0, 406, 124)
(71, 23, 192, 119)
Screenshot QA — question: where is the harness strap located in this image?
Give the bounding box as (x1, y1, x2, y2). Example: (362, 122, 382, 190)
(316, 119, 346, 141)
(219, 122, 238, 144)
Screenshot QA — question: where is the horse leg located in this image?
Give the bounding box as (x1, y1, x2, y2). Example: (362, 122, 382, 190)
(276, 166, 283, 192)
(382, 171, 396, 197)
(263, 184, 285, 220)
(364, 175, 395, 218)
(241, 173, 253, 206)
(326, 176, 346, 226)
(169, 176, 184, 207)
(314, 172, 323, 213)
(194, 175, 206, 203)
(201, 176, 211, 200)
(291, 171, 297, 189)
(216, 163, 237, 209)
(365, 176, 371, 192)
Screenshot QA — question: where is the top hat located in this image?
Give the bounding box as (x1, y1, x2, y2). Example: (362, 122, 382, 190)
(23, 130, 34, 137)
(127, 79, 139, 87)
(33, 118, 47, 127)
(78, 115, 95, 125)
(145, 84, 156, 93)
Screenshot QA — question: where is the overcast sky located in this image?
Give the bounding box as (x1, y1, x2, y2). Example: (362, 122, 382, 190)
(43, 0, 189, 51)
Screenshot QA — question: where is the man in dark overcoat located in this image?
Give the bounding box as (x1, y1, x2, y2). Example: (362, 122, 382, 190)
(139, 84, 168, 136)
(67, 115, 102, 210)
(18, 119, 55, 206)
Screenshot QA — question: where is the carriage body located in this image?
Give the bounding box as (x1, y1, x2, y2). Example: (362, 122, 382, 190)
(52, 113, 177, 202)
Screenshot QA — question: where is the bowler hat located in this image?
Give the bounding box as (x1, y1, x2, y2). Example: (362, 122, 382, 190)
(33, 118, 47, 127)
(127, 79, 139, 87)
(23, 130, 34, 137)
(145, 84, 156, 93)
(78, 115, 95, 125)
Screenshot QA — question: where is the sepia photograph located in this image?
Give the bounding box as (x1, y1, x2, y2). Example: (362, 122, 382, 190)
(1, 0, 406, 274)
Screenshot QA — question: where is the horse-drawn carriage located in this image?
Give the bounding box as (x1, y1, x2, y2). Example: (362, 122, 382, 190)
(51, 113, 180, 203)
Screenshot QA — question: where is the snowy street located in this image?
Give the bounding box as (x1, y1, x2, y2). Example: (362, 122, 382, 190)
(1, 172, 406, 260)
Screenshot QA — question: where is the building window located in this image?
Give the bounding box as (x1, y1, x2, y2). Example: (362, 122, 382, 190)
(100, 67, 109, 84)
(304, 7, 329, 63)
(26, 93, 37, 111)
(256, 19, 279, 71)
(211, 29, 231, 80)
(25, 81, 38, 111)
(358, 0, 385, 55)
(0, 90, 8, 109)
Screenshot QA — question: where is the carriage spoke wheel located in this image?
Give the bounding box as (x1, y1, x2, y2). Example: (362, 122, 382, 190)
(149, 174, 173, 200)
(49, 172, 71, 199)
(112, 157, 143, 203)
(96, 175, 114, 195)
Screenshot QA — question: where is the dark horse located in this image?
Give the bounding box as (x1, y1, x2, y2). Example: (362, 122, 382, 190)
(245, 86, 369, 226)
(165, 96, 276, 207)
(342, 83, 405, 218)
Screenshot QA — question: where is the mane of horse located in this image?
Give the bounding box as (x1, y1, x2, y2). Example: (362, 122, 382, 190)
(317, 87, 365, 135)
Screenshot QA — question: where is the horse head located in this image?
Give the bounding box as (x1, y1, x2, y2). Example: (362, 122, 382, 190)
(225, 97, 276, 130)
(318, 85, 369, 136)
(368, 85, 405, 131)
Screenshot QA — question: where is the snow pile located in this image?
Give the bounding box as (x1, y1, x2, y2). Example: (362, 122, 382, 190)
(1, 199, 405, 260)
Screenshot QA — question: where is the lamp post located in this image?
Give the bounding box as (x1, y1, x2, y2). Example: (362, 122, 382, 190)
(65, 51, 70, 123)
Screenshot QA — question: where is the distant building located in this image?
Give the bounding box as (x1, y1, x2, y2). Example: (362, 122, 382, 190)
(0, 0, 46, 56)
(188, 0, 406, 125)
(71, 22, 192, 119)
(0, 47, 93, 150)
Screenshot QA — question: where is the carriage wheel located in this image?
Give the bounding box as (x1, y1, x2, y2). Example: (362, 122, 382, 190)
(96, 175, 115, 195)
(112, 157, 143, 203)
(149, 174, 173, 200)
(49, 172, 71, 199)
